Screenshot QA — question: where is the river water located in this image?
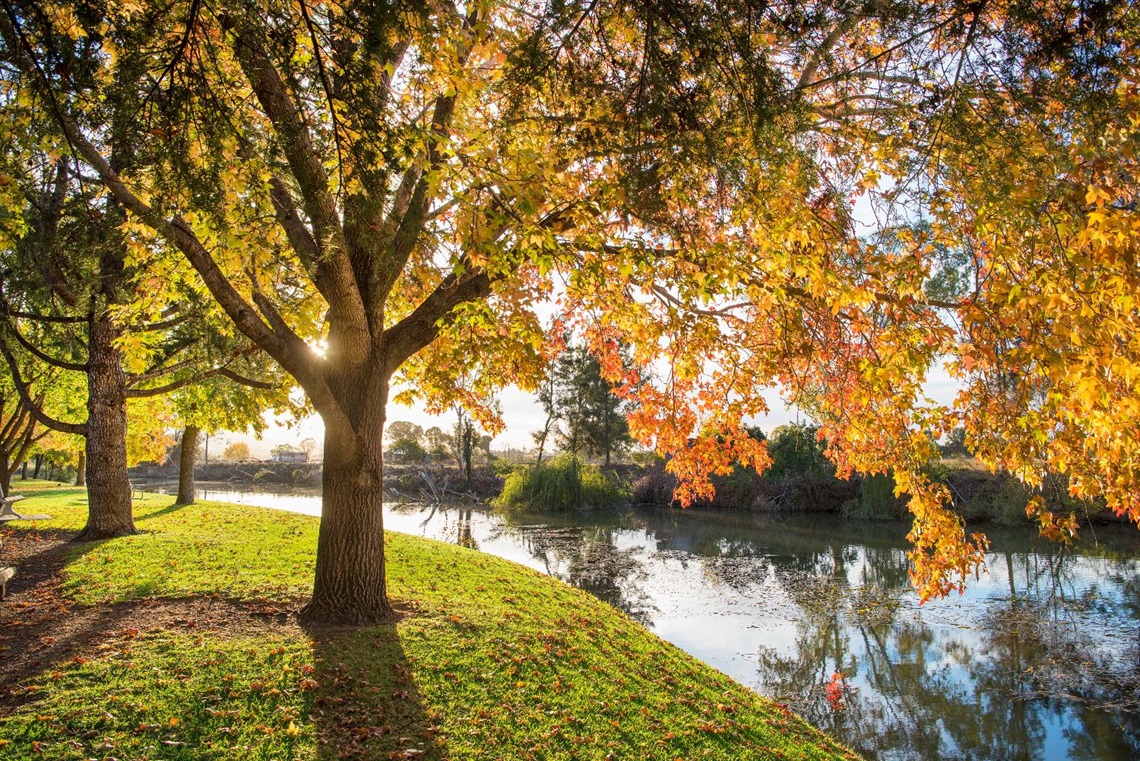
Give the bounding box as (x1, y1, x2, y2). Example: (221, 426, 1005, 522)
(140, 482, 1140, 760)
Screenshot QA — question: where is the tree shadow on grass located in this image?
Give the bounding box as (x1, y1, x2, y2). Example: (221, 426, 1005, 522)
(134, 499, 193, 522)
(305, 616, 444, 760)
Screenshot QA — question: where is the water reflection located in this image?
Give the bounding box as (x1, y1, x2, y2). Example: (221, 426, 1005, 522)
(139, 482, 1140, 761)
(755, 545, 1140, 761)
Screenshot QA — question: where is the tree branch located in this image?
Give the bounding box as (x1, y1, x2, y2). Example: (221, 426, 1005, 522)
(0, 334, 86, 436)
(6, 310, 85, 324)
(223, 12, 369, 341)
(4, 318, 88, 372)
(218, 366, 277, 390)
(381, 268, 493, 376)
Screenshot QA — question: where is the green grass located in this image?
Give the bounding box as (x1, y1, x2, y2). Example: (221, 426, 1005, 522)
(0, 481, 857, 760)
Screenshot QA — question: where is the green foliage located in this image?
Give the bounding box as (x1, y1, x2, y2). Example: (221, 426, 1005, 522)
(496, 454, 628, 511)
(388, 437, 427, 463)
(423, 426, 449, 458)
(941, 427, 969, 456)
(544, 344, 633, 465)
(0, 484, 854, 761)
(765, 424, 835, 481)
(844, 473, 908, 521)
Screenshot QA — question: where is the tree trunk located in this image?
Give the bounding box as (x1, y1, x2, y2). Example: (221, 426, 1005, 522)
(20, 460, 27, 480)
(300, 374, 391, 625)
(78, 316, 135, 540)
(32, 454, 41, 479)
(75, 451, 86, 487)
(176, 425, 199, 505)
(0, 455, 9, 497)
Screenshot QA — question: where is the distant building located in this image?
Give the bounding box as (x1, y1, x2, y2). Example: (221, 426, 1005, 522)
(271, 449, 308, 464)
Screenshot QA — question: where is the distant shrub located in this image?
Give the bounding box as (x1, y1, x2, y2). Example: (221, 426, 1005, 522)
(844, 472, 909, 520)
(940, 427, 969, 456)
(388, 437, 427, 463)
(496, 454, 627, 511)
(766, 424, 834, 481)
(630, 467, 677, 505)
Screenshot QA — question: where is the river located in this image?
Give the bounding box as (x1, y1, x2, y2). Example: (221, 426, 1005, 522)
(138, 481, 1140, 761)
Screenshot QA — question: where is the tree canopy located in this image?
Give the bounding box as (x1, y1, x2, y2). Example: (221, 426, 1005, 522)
(1, 0, 1137, 620)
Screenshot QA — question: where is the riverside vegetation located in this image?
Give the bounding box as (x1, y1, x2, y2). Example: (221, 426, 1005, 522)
(0, 482, 857, 760)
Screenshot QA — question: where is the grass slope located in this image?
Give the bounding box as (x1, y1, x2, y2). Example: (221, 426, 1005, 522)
(0, 482, 857, 760)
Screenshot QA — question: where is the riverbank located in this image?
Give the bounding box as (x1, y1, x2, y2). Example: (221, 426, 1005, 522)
(128, 453, 1129, 529)
(0, 483, 857, 760)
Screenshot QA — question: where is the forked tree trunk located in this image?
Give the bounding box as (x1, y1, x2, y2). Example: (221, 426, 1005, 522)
(75, 451, 86, 486)
(176, 425, 199, 505)
(300, 372, 392, 625)
(78, 316, 135, 540)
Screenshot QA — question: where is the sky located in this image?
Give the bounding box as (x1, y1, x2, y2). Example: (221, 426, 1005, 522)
(206, 364, 961, 462)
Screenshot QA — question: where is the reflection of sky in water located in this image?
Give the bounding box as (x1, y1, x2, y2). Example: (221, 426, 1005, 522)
(144, 483, 1140, 761)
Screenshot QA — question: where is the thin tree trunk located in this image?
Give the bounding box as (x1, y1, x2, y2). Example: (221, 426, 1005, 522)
(0, 455, 9, 496)
(176, 425, 199, 505)
(33, 454, 41, 479)
(78, 315, 135, 540)
(300, 374, 391, 625)
(20, 461, 27, 480)
(462, 422, 473, 485)
(75, 451, 86, 487)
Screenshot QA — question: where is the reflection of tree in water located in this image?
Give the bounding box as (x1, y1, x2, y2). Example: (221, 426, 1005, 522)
(756, 544, 1140, 761)
(504, 520, 658, 625)
(454, 508, 478, 550)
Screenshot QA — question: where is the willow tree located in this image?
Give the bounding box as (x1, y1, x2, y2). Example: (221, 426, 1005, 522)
(2, 0, 1137, 622)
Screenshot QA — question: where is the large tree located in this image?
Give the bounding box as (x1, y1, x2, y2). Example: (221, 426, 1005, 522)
(0, 154, 283, 537)
(2, 0, 1137, 623)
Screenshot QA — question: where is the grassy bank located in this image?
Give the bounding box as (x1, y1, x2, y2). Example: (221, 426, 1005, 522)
(0, 482, 856, 760)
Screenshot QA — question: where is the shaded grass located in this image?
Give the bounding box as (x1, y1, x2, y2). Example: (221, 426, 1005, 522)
(0, 482, 858, 760)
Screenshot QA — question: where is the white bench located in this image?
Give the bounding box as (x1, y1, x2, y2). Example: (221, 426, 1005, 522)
(0, 565, 13, 600)
(0, 494, 25, 520)
(0, 530, 13, 599)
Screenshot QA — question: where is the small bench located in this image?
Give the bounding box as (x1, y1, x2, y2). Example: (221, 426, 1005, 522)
(0, 531, 13, 600)
(0, 565, 13, 600)
(0, 495, 25, 520)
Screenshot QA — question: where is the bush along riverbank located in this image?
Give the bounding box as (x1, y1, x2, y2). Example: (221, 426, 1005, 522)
(0, 483, 858, 761)
(126, 423, 1118, 529)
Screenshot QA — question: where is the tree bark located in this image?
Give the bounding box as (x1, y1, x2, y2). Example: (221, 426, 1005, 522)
(176, 425, 199, 505)
(32, 454, 41, 479)
(0, 455, 9, 496)
(78, 315, 135, 539)
(299, 371, 392, 625)
(20, 460, 27, 480)
(75, 451, 86, 486)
